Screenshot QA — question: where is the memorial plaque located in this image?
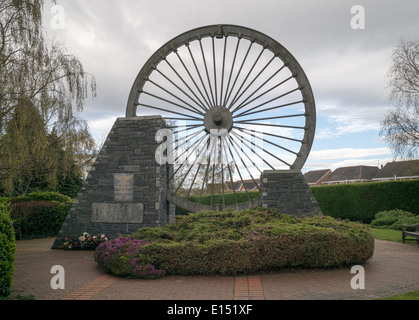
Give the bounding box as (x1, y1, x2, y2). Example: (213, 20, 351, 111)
(92, 203, 144, 223)
(114, 173, 134, 201)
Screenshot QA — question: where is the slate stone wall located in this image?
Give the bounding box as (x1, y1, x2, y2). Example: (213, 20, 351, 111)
(260, 170, 322, 217)
(52, 116, 175, 249)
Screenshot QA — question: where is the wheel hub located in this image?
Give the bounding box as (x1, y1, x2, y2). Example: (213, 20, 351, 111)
(203, 106, 233, 133)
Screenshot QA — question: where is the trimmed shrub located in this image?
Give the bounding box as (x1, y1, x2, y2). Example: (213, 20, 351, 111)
(1, 191, 73, 205)
(94, 237, 164, 279)
(9, 201, 71, 238)
(24, 191, 73, 203)
(96, 208, 374, 277)
(370, 209, 419, 230)
(311, 180, 419, 223)
(0, 204, 16, 297)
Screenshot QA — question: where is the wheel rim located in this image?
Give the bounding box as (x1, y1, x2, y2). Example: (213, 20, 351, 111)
(126, 24, 316, 211)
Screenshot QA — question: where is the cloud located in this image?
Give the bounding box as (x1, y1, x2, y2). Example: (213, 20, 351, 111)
(41, 0, 418, 173)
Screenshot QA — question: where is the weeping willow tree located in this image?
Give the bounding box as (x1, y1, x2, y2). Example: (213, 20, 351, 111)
(0, 0, 97, 195)
(380, 38, 419, 159)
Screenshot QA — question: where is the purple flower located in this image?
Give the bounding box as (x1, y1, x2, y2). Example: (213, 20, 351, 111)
(95, 236, 164, 279)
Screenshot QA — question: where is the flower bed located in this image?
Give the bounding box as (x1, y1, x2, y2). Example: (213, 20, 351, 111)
(94, 237, 164, 279)
(94, 208, 375, 278)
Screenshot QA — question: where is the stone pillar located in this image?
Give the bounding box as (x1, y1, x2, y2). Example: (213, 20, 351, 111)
(52, 116, 175, 249)
(260, 170, 322, 217)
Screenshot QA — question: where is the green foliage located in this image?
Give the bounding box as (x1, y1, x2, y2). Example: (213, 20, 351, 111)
(94, 237, 164, 279)
(370, 209, 419, 230)
(311, 180, 419, 223)
(9, 200, 71, 238)
(23, 191, 73, 203)
(187, 191, 260, 206)
(370, 228, 403, 242)
(176, 190, 260, 214)
(0, 192, 72, 238)
(118, 208, 375, 276)
(0, 204, 16, 297)
(0, 1, 96, 198)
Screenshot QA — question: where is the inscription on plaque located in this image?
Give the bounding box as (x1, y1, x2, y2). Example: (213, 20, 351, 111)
(92, 203, 144, 223)
(114, 173, 134, 201)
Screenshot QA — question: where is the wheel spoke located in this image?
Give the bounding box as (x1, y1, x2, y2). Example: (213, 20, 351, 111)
(147, 78, 205, 115)
(164, 58, 209, 112)
(228, 134, 262, 191)
(140, 90, 203, 118)
(236, 121, 305, 130)
(231, 75, 294, 115)
(198, 137, 216, 207)
(171, 124, 202, 135)
(219, 36, 228, 108)
(175, 49, 212, 110)
(229, 55, 277, 114)
(227, 46, 266, 110)
(231, 130, 291, 168)
(169, 133, 208, 182)
(235, 125, 303, 143)
(229, 131, 274, 170)
(236, 99, 304, 118)
(173, 129, 204, 153)
(236, 113, 305, 123)
(186, 44, 214, 108)
(220, 136, 239, 208)
(229, 130, 262, 173)
(136, 102, 201, 120)
(164, 117, 203, 121)
(231, 64, 285, 114)
(186, 163, 203, 198)
(225, 134, 251, 202)
(225, 40, 254, 110)
(212, 37, 218, 106)
(199, 39, 216, 107)
(238, 127, 299, 156)
(155, 66, 208, 113)
(222, 37, 241, 107)
(174, 135, 209, 194)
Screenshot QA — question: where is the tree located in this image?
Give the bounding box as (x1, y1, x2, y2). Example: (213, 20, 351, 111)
(0, 0, 97, 195)
(380, 38, 419, 159)
(0, 100, 52, 194)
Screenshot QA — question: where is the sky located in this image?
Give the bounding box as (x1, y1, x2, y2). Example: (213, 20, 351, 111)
(42, 0, 419, 174)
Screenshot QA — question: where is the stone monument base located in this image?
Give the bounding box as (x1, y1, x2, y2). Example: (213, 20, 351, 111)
(260, 170, 322, 217)
(52, 116, 175, 249)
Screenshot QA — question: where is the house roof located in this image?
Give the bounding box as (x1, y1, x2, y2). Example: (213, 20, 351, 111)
(226, 179, 260, 191)
(373, 160, 419, 179)
(303, 169, 331, 184)
(323, 165, 379, 183)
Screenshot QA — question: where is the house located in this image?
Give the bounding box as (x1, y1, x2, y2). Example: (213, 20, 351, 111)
(226, 179, 260, 192)
(372, 159, 419, 182)
(303, 169, 332, 186)
(322, 165, 379, 185)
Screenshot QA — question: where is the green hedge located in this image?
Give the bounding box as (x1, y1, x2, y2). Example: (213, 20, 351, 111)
(9, 201, 71, 238)
(0, 191, 73, 205)
(0, 192, 72, 239)
(311, 180, 419, 223)
(99, 208, 374, 277)
(0, 204, 16, 297)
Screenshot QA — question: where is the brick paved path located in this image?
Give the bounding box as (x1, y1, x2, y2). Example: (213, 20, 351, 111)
(11, 238, 419, 300)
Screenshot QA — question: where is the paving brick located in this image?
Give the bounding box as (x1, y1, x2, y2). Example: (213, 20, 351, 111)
(11, 237, 419, 300)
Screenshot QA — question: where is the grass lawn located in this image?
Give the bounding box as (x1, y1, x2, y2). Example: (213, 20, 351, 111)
(370, 228, 403, 243)
(378, 290, 419, 300)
